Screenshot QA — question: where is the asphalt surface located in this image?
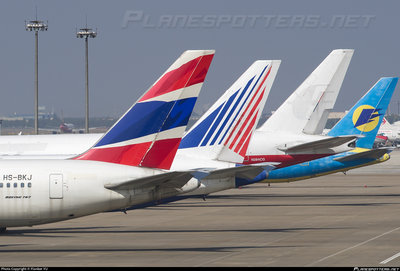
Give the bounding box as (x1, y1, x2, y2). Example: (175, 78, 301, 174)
(1, 150, 400, 267)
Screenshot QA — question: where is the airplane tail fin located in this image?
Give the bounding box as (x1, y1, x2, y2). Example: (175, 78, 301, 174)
(179, 60, 281, 163)
(74, 50, 215, 170)
(380, 117, 392, 129)
(259, 49, 353, 135)
(328, 77, 398, 149)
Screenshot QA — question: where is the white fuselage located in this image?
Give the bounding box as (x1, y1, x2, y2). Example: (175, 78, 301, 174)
(0, 131, 351, 207)
(0, 134, 100, 159)
(0, 131, 351, 159)
(0, 130, 354, 229)
(0, 134, 241, 228)
(0, 159, 197, 227)
(0, 133, 239, 195)
(247, 131, 335, 155)
(378, 128, 400, 142)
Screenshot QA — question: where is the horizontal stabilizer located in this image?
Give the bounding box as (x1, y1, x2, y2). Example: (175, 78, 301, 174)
(198, 163, 275, 180)
(277, 135, 358, 153)
(104, 171, 197, 191)
(333, 148, 393, 162)
(105, 164, 276, 192)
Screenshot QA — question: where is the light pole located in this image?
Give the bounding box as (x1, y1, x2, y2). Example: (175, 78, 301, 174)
(25, 18, 48, 134)
(76, 27, 97, 133)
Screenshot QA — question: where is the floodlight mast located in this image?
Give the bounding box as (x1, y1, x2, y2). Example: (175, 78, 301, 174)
(25, 19, 48, 135)
(76, 27, 97, 133)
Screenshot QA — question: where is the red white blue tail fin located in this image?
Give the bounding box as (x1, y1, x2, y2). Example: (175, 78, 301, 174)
(74, 50, 215, 169)
(179, 60, 280, 163)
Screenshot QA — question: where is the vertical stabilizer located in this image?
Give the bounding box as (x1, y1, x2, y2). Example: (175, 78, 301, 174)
(74, 50, 215, 169)
(179, 60, 281, 163)
(259, 49, 354, 135)
(328, 77, 398, 149)
(303, 49, 354, 134)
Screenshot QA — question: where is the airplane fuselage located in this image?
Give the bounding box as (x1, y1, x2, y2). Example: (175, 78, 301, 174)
(378, 129, 400, 142)
(260, 149, 390, 183)
(0, 132, 354, 207)
(244, 131, 353, 167)
(0, 131, 353, 167)
(0, 160, 198, 227)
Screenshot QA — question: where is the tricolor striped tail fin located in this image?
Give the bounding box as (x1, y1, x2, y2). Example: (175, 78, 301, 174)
(179, 60, 280, 163)
(74, 50, 215, 169)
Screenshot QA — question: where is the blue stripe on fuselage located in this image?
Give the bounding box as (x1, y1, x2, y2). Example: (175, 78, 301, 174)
(263, 152, 376, 180)
(235, 151, 380, 186)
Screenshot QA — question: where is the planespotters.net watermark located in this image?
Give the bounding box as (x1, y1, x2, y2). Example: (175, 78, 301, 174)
(1, 268, 49, 271)
(122, 10, 376, 29)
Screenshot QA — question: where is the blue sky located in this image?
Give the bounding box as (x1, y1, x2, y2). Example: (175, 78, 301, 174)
(0, 0, 399, 118)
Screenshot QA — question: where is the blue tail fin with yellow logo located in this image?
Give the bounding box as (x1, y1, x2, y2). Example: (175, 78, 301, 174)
(328, 77, 398, 148)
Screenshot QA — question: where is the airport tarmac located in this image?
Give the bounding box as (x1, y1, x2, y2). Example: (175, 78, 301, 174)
(1, 150, 400, 267)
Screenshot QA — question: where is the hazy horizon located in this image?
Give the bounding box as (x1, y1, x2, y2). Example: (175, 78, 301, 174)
(1, 0, 399, 118)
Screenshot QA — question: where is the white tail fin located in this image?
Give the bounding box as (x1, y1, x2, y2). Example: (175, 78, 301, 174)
(259, 49, 354, 135)
(179, 60, 281, 163)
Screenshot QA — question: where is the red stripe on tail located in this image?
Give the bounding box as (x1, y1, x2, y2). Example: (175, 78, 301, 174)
(74, 142, 152, 166)
(232, 87, 266, 151)
(229, 84, 267, 150)
(74, 138, 182, 169)
(239, 131, 253, 157)
(225, 66, 271, 147)
(139, 54, 214, 102)
(139, 138, 182, 169)
(235, 111, 258, 154)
